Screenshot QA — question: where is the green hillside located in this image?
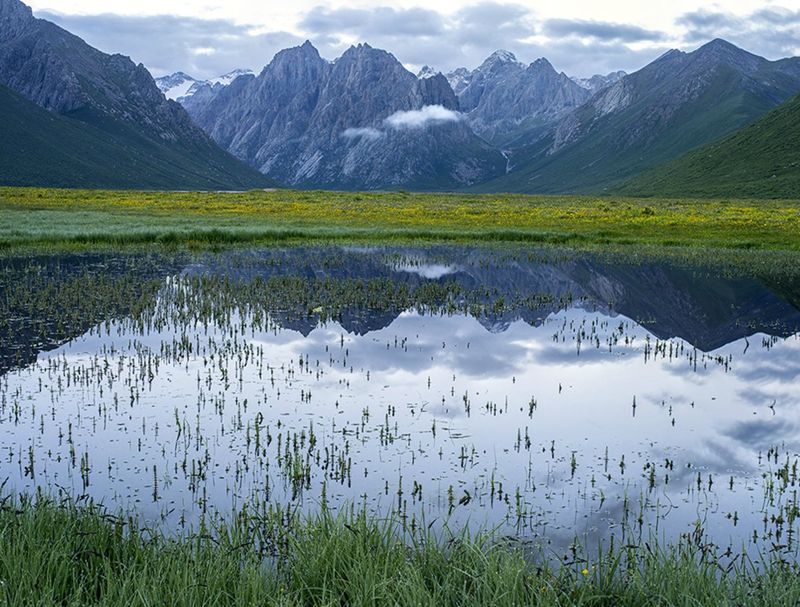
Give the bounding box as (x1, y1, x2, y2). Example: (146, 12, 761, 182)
(472, 41, 800, 195)
(0, 84, 273, 190)
(617, 94, 800, 199)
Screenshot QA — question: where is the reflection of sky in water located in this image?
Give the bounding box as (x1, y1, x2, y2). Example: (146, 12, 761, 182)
(2, 302, 799, 556)
(391, 262, 461, 280)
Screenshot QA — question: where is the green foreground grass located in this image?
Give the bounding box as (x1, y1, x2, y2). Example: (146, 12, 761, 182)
(1, 497, 799, 607)
(1, 187, 799, 254)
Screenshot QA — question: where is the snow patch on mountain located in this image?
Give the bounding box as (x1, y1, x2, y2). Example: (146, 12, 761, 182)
(155, 69, 254, 102)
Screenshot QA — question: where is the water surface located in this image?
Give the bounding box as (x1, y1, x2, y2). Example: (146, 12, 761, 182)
(2, 247, 799, 560)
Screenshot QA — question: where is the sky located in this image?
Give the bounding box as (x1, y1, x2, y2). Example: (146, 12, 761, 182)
(26, 0, 800, 79)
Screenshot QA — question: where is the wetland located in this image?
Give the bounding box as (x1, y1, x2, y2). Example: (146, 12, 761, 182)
(2, 245, 800, 577)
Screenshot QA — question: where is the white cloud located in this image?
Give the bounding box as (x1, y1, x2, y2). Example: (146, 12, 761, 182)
(384, 105, 461, 129)
(30, 1, 800, 78)
(342, 127, 383, 140)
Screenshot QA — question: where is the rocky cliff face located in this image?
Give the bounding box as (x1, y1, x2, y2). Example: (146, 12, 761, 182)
(0, 0, 210, 145)
(477, 39, 800, 194)
(446, 51, 591, 143)
(0, 0, 270, 189)
(184, 42, 506, 190)
(571, 70, 627, 93)
(551, 39, 800, 153)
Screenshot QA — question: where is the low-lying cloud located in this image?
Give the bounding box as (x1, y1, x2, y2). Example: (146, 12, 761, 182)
(341, 127, 383, 141)
(342, 105, 462, 142)
(384, 105, 461, 129)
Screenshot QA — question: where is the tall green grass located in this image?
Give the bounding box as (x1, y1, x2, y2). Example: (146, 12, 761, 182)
(1, 496, 798, 606)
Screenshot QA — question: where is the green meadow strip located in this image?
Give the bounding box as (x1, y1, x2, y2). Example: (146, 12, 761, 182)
(0, 496, 798, 607)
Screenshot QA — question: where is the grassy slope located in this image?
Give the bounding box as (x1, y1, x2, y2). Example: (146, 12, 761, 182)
(617, 94, 800, 199)
(0, 187, 799, 255)
(475, 65, 788, 195)
(1, 498, 798, 607)
(0, 84, 272, 191)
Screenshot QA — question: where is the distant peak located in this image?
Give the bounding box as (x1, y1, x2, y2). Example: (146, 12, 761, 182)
(272, 40, 322, 65)
(693, 38, 765, 66)
(478, 49, 522, 70)
(417, 65, 438, 79)
(703, 38, 738, 51)
(0, 0, 31, 16)
(0, 0, 34, 32)
(530, 57, 555, 71)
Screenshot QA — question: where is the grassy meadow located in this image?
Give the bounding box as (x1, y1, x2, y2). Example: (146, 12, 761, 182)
(3, 186, 800, 606)
(2, 497, 800, 607)
(1, 187, 799, 253)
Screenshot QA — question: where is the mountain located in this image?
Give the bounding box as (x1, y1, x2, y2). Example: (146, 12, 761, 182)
(155, 69, 254, 101)
(477, 39, 800, 194)
(0, 0, 271, 190)
(617, 93, 800, 199)
(155, 71, 201, 100)
(416, 65, 438, 79)
(445, 68, 472, 95)
(571, 71, 627, 93)
(183, 42, 506, 190)
(445, 51, 591, 144)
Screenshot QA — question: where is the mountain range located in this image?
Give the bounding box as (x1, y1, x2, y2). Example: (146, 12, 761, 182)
(155, 69, 254, 101)
(473, 39, 800, 194)
(0, 0, 270, 190)
(180, 42, 505, 190)
(1, 0, 799, 197)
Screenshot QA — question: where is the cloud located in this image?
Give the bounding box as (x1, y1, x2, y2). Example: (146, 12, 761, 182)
(343, 106, 461, 141)
(384, 105, 462, 129)
(300, 6, 445, 38)
(677, 7, 800, 58)
(543, 19, 666, 43)
(36, 10, 301, 78)
(33, 3, 800, 83)
(342, 127, 383, 141)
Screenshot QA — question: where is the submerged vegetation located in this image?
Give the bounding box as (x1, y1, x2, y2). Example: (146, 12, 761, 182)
(2, 200, 800, 605)
(1, 187, 799, 254)
(2, 496, 800, 607)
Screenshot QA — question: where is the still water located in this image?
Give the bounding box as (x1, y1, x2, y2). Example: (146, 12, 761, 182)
(1, 247, 799, 559)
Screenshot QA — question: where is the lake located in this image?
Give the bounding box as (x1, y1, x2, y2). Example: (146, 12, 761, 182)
(1, 246, 799, 562)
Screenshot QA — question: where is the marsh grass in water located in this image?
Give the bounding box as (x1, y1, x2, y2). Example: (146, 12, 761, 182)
(1, 496, 799, 607)
(3, 247, 800, 606)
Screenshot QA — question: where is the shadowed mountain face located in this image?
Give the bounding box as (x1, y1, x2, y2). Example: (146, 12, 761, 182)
(475, 39, 800, 193)
(446, 51, 592, 145)
(0, 0, 270, 190)
(616, 92, 800, 199)
(183, 42, 506, 190)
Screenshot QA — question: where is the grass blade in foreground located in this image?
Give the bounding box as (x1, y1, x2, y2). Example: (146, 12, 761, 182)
(1, 497, 799, 606)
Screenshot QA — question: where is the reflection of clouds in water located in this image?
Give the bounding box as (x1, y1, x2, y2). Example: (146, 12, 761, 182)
(255, 313, 533, 379)
(737, 386, 800, 409)
(15, 299, 800, 556)
(724, 418, 800, 452)
(392, 262, 460, 280)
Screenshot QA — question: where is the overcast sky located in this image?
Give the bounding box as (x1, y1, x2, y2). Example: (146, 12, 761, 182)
(27, 0, 800, 79)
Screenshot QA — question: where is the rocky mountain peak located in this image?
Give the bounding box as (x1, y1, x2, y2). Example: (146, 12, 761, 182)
(692, 38, 765, 72)
(479, 50, 522, 72)
(529, 57, 556, 74)
(417, 65, 438, 79)
(0, 0, 34, 37)
(272, 40, 322, 64)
